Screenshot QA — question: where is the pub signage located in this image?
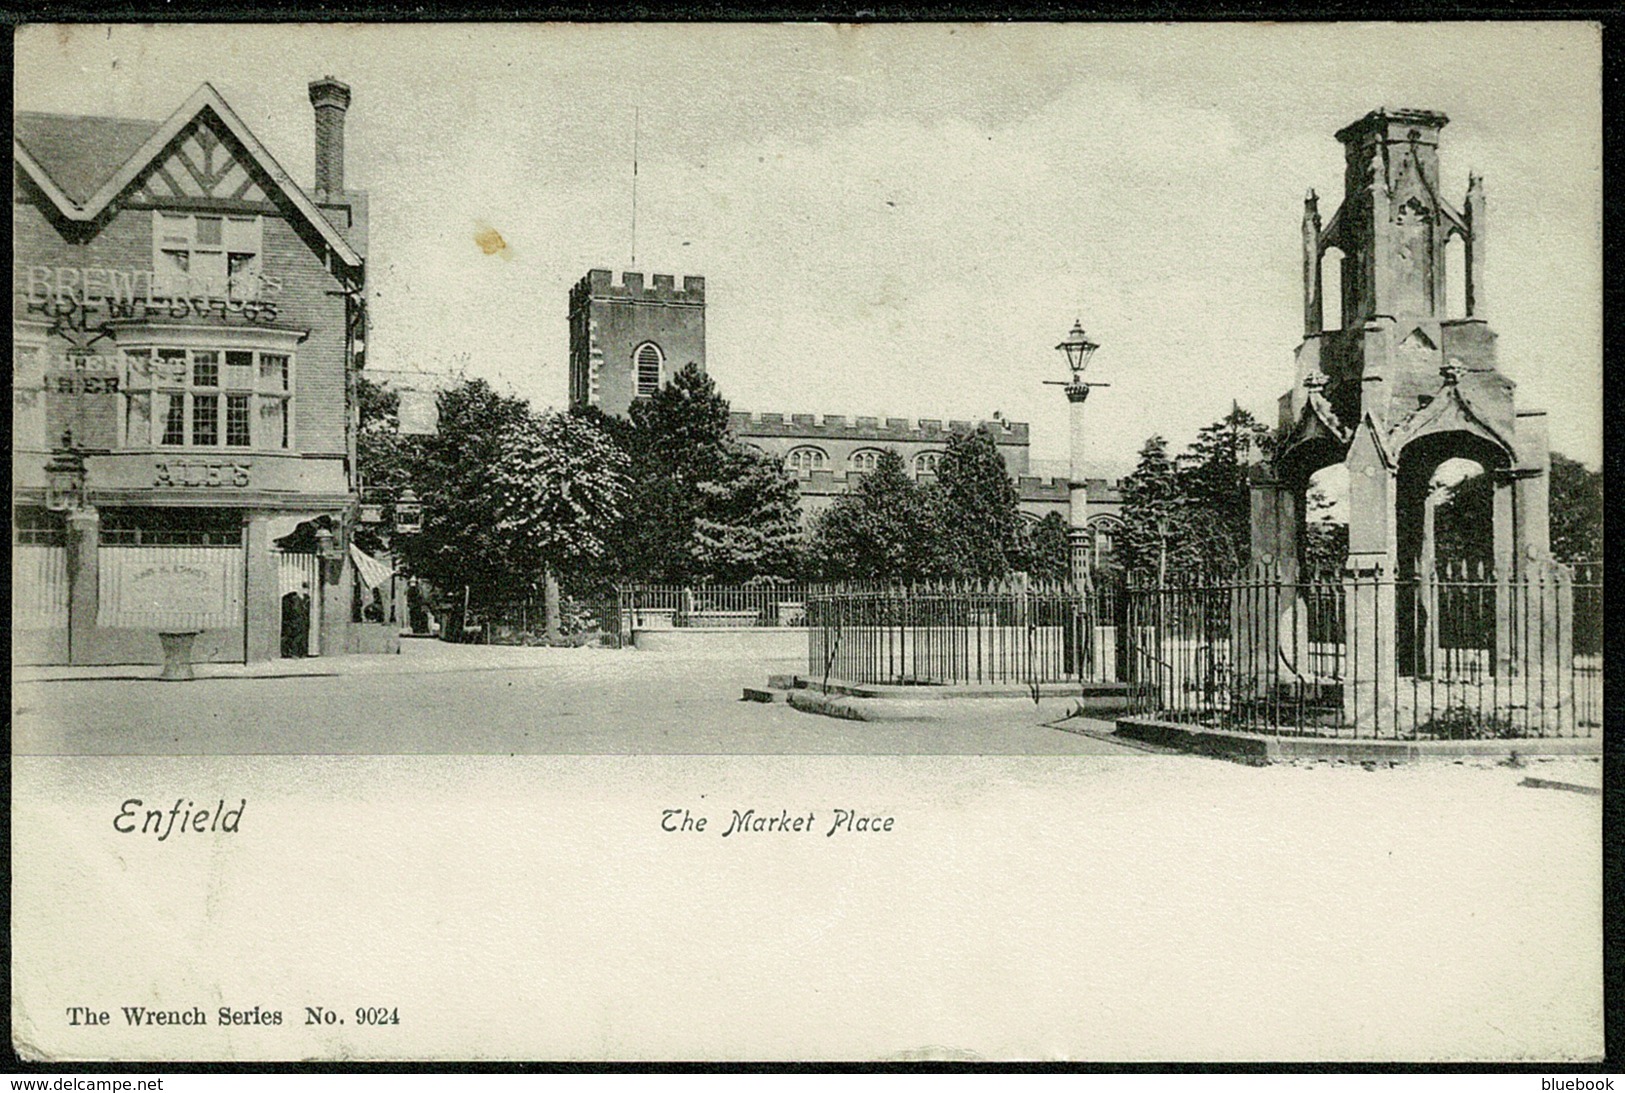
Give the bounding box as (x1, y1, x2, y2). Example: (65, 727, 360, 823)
(155, 458, 252, 488)
(19, 265, 285, 327)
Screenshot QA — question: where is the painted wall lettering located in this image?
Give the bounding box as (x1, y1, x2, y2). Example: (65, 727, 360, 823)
(155, 459, 252, 488)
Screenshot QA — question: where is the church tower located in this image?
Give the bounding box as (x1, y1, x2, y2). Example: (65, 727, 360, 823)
(568, 269, 706, 417)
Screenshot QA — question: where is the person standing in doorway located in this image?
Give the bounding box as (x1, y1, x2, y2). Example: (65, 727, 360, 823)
(281, 581, 312, 658)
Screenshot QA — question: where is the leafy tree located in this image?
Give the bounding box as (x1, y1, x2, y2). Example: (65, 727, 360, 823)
(934, 426, 1025, 579)
(1117, 408, 1274, 580)
(1117, 435, 1183, 578)
(805, 448, 946, 582)
(1175, 406, 1273, 575)
(352, 376, 419, 555)
(1435, 451, 1601, 567)
(492, 409, 630, 635)
(691, 442, 806, 583)
(1023, 510, 1073, 585)
(1302, 485, 1349, 576)
(1548, 453, 1602, 563)
(392, 378, 535, 606)
(616, 363, 803, 583)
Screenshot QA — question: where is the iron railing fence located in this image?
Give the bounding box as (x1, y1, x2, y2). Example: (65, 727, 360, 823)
(447, 594, 623, 646)
(617, 582, 821, 636)
(805, 577, 1126, 688)
(1123, 561, 1601, 740)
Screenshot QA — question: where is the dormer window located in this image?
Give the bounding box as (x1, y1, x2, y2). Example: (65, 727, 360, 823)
(634, 342, 664, 397)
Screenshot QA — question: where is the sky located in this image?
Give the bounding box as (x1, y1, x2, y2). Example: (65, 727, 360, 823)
(14, 22, 1603, 475)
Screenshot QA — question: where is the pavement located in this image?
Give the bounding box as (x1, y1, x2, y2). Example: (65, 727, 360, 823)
(11, 639, 1141, 757)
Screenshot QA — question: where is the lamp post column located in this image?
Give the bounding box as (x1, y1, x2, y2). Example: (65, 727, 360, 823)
(1066, 379, 1092, 587)
(1048, 319, 1104, 592)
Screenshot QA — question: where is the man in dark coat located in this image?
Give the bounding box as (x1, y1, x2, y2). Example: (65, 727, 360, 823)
(281, 582, 311, 658)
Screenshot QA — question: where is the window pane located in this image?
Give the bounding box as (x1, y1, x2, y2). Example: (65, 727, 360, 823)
(195, 216, 223, 246)
(192, 394, 218, 446)
(156, 349, 188, 385)
(226, 395, 251, 447)
(159, 213, 191, 244)
(257, 396, 291, 448)
(225, 351, 254, 389)
(259, 354, 290, 392)
(162, 394, 186, 445)
(125, 392, 150, 448)
(123, 349, 152, 389)
(636, 345, 661, 395)
(192, 352, 219, 388)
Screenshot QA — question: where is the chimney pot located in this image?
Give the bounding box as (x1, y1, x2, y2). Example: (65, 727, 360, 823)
(308, 77, 352, 199)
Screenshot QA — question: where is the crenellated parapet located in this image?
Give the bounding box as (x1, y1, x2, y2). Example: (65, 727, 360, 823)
(730, 411, 1029, 445)
(570, 269, 706, 309)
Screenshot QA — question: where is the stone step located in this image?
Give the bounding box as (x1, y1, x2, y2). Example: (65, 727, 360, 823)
(742, 686, 789, 703)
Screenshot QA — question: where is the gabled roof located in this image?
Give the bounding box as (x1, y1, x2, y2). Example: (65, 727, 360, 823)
(14, 82, 361, 273)
(14, 112, 161, 204)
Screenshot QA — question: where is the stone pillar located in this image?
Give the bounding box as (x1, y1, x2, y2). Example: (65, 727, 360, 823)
(1512, 409, 1552, 562)
(1343, 421, 1397, 735)
(1066, 381, 1092, 588)
(320, 548, 349, 657)
(1464, 172, 1486, 318)
(1240, 462, 1301, 699)
(1303, 189, 1323, 336)
(66, 505, 100, 666)
(244, 514, 277, 663)
(1492, 475, 1516, 677)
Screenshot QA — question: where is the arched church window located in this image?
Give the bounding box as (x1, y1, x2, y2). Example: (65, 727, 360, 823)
(634, 342, 664, 397)
(848, 449, 884, 475)
(785, 446, 828, 477)
(1089, 515, 1123, 561)
(914, 450, 943, 477)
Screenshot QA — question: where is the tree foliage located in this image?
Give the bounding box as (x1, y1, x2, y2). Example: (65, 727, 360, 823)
(1023, 510, 1073, 585)
(1435, 452, 1601, 566)
(1117, 407, 1274, 578)
(805, 448, 946, 581)
(492, 410, 630, 584)
(614, 363, 804, 583)
(933, 426, 1025, 579)
(1302, 485, 1349, 576)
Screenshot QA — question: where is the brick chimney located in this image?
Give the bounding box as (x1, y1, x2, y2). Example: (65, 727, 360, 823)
(308, 76, 351, 200)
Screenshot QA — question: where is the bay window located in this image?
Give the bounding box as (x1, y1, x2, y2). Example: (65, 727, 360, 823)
(123, 345, 294, 450)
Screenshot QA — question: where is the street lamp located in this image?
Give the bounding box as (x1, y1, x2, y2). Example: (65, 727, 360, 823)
(315, 523, 343, 563)
(1055, 319, 1100, 388)
(394, 487, 423, 535)
(1044, 319, 1110, 589)
(44, 429, 87, 514)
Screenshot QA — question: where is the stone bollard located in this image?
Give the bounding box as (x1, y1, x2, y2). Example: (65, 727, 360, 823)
(157, 630, 202, 681)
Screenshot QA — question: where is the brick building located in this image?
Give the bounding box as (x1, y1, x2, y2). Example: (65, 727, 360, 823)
(12, 78, 386, 664)
(567, 268, 1125, 562)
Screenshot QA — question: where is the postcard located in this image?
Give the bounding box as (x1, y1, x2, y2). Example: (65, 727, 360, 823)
(10, 21, 1603, 1063)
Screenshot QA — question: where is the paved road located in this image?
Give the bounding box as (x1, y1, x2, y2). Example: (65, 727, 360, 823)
(12, 642, 1137, 756)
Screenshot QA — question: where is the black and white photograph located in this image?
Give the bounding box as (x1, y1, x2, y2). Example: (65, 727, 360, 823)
(8, 20, 1604, 1064)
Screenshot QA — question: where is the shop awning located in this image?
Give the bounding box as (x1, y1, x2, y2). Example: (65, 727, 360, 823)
(349, 544, 395, 591)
